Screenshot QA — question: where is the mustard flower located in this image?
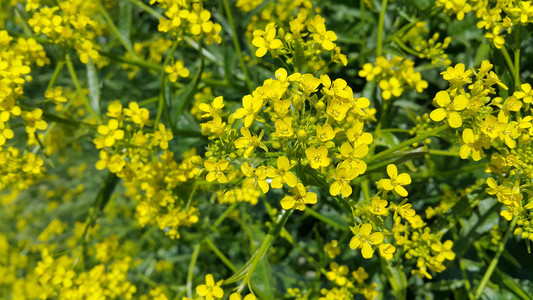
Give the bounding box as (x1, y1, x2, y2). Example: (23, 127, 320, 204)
(196, 274, 224, 300)
(280, 183, 317, 211)
(233, 94, 262, 127)
(329, 166, 358, 197)
(274, 117, 294, 138)
(241, 162, 269, 194)
(268, 156, 297, 189)
(305, 146, 331, 169)
(370, 197, 388, 215)
(326, 262, 349, 286)
(94, 119, 125, 149)
(165, 60, 189, 83)
(204, 159, 229, 183)
(349, 223, 383, 259)
(380, 164, 411, 197)
(459, 128, 483, 161)
(252, 23, 282, 57)
(234, 128, 267, 158)
(429, 90, 468, 128)
(324, 240, 341, 259)
(378, 244, 396, 260)
(379, 77, 403, 100)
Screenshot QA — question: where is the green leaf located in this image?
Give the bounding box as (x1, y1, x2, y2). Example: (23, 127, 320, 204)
(86, 59, 100, 113)
(118, 0, 133, 49)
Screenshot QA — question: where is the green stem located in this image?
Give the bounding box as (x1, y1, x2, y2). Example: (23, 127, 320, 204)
(47, 61, 65, 91)
(204, 237, 237, 272)
(224, 208, 293, 285)
(187, 244, 201, 298)
(65, 53, 101, 122)
(244, 209, 292, 282)
(360, 0, 366, 57)
(128, 0, 162, 19)
(98, 1, 136, 58)
(459, 258, 475, 300)
(155, 38, 180, 127)
(221, 0, 254, 92)
(514, 26, 521, 89)
(305, 207, 346, 230)
(428, 149, 461, 157)
(14, 7, 33, 36)
(376, 0, 388, 57)
(474, 217, 518, 299)
(99, 50, 164, 72)
(367, 124, 448, 164)
(213, 203, 238, 228)
(500, 46, 516, 80)
(393, 37, 420, 56)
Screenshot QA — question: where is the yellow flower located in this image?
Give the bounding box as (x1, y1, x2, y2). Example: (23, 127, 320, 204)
(429, 90, 468, 128)
(324, 240, 341, 259)
(268, 156, 297, 189)
(352, 266, 369, 283)
(316, 124, 335, 143)
(196, 274, 224, 300)
(309, 15, 337, 51)
(480, 115, 504, 139)
(22, 153, 43, 174)
(204, 159, 229, 183)
(440, 63, 472, 88)
(329, 166, 358, 197)
(44, 86, 67, 103)
(280, 183, 317, 211)
(349, 223, 383, 259)
(94, 119, 125, 149)
(0, 122, 14, 146)
(326, 262, 349, 286)
(305, 146, 331, 169)
(22, 108, 47, 133)
(95, 150, 125, 173)
(234, 128, 267, 158)
(199, 96, 224, 118)
(274, 117, 294, 138)
(124, 102, 149, 126)
(380, 164, 411, 197)
(432, 240, 455, 262)
(346, 120, 373, 145)
(153, 123, 173, 149)
(370, 197, 388, 215)
(459, 128, 483, 161)
(164, 60, 189, 83)
(233, 94, 262, 127)
(379, 77, 403, 100)
(514, 83, 533, 104)
(107, 101, 123, 118)
(229, 293, 256, 300)
(252, 23, 282, 57)
(378, 244, 396, 260)
(241, 162, 269, 194)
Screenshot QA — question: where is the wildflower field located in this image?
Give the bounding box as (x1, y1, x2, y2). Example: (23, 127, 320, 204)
(2, 0, 533, 299)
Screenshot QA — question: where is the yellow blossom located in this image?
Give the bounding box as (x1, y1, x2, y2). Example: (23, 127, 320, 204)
(429, 90, 468, 128)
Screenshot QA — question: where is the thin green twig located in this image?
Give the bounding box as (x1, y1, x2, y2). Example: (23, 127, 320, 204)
(65, 53, 101, 122)
(474, 217, 518, 299)
(221, 0, 254, 92)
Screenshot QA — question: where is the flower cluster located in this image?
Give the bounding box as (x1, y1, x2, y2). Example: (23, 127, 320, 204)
(28, 0, 106, 65)
(153, 0, 223, 45)
(436, 0, 533, 48)
(200, 66, 373, 212)
(429, 60, 533, 241)
(251, 13, 347, 69)
(358, 56, 428, 100)
(93, 102, 201, 239)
